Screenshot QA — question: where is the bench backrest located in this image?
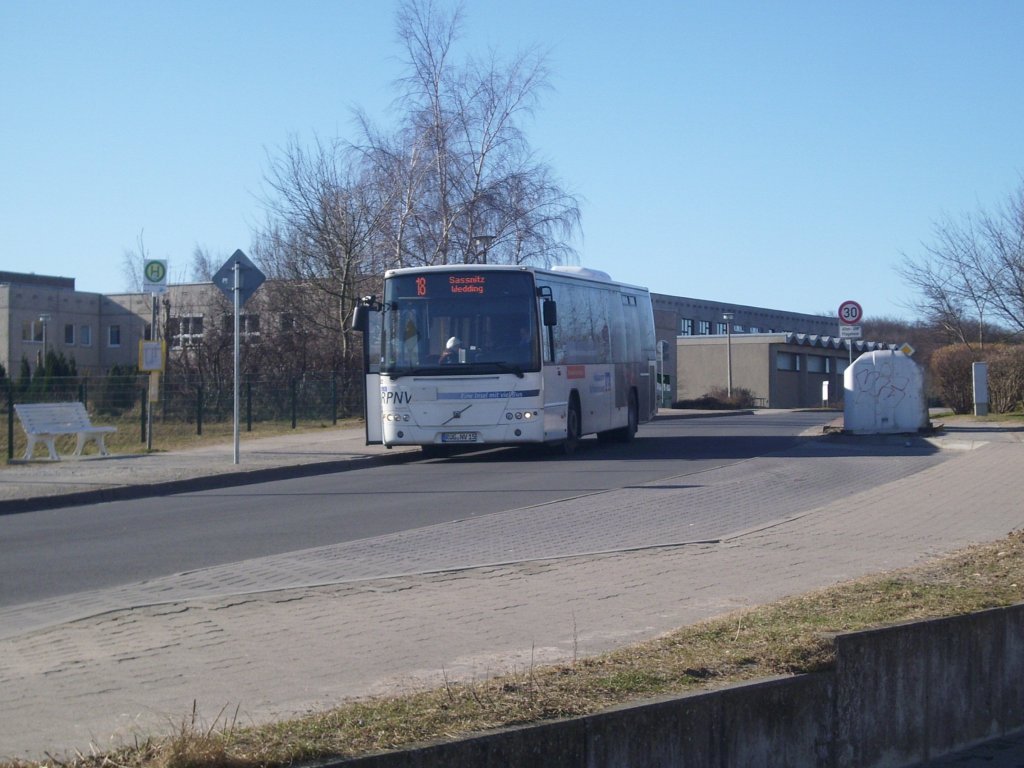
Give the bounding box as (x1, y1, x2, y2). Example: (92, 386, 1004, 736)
(14, 402, 95, 432)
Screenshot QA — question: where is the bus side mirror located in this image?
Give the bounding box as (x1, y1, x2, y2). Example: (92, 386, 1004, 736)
(352, 303, 372, 332)
(352, 301, 376, 333)
(542, 299, 557, 327)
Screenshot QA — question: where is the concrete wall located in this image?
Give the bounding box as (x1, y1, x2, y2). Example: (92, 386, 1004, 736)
(332, 604, 1024, 767)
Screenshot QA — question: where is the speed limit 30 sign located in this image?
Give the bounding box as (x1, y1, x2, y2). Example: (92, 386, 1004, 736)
(838, 300, 863, 325)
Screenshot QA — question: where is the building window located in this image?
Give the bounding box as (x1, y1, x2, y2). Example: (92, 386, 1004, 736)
(681, 318, 694, 336)
(108, 325, 121, 347)
(80, 325, 92, 347)
(749, 326, 760, 334)
(807, 355, 830, 373)
(243, 314, 260, 338)
(170, 315, 204, 348)
(64, 323, 75, 345)
(715, 322, 728, 335)
(698, 320, 711, 335)
(279, 313, 295, 332)
(776, 352, 801, 371)
(22, 319, 44, 343)
(220, 314, 261, 340)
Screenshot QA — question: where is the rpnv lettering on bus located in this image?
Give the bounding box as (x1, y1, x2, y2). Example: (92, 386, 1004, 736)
(352, 264, 657, 454)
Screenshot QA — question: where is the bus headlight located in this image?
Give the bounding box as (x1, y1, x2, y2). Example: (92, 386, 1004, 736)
(505, 410, 537, 421)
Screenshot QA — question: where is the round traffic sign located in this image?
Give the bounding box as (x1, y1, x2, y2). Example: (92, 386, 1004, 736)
(838, 300, 863, 325)
(144, 260, 167, 283)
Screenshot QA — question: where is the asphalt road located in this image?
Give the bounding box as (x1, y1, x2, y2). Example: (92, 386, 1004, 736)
(0, 410, 935, 609)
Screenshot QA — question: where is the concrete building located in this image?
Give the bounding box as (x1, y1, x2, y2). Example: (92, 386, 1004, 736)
(0, 271, 228, 378)
(674, 332, 896, 409)
(649, 293, 886, 407)
(0, 272, 115, 376)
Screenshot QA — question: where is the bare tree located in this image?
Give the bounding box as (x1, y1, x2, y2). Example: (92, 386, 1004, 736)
(190, 245, 218, 282)
(255, 136, 385, 369)
(120, 230, 148, 292)
(900, 179, 1024, 348)
(364, 0, 580, 268)
(253, 0, 581, 383)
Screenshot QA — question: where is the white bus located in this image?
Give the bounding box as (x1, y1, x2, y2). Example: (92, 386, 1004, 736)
(353, 264, 658, 454)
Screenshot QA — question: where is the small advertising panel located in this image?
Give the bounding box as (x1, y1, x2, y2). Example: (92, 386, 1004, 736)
(138, 340, 166, 372)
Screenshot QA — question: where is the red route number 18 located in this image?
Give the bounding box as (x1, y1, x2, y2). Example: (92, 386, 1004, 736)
(416, 277, 427, 296)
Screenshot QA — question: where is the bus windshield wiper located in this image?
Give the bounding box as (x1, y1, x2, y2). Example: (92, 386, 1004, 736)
(385, 366, 439, 380)
(490, 361, 525, 379)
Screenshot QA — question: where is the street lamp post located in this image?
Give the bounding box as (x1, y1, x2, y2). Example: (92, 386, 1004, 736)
(723, 311, 734, 399)
(472, 234, 495, 264)
(38, 313, 51, 368)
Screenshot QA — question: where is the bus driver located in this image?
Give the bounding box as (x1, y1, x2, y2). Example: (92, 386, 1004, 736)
(439, 336, 463, 364)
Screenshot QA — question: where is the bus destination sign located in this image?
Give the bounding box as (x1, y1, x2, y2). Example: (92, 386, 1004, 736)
(448, 275, 486, 294)
(415, 274, 488, 296)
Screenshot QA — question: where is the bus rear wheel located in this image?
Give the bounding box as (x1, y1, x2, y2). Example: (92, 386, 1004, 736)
(618, 391, 639, 443)
(598, 390, 638, 444)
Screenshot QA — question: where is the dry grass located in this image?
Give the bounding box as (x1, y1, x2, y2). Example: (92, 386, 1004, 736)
(5, 530, 1023, 768)
(934, 410, 1024, 424)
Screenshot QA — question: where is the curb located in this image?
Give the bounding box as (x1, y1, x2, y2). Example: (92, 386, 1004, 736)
(0, 449, 418, 517)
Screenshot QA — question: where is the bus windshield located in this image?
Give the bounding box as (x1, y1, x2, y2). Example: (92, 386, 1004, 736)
(381, 270, 539, 376)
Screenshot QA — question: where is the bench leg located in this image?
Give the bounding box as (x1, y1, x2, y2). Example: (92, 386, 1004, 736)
(74, 433, 111, 457)
(25, 436, 60, 461)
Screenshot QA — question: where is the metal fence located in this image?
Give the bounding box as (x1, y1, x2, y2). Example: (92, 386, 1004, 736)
(3, 373, 366, 461)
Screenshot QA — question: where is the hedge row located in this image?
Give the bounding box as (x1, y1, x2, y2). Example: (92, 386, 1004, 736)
(931, 344, 1024, 414)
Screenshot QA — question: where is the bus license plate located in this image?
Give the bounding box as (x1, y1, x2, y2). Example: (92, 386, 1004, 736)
(441, 431, 477, 443)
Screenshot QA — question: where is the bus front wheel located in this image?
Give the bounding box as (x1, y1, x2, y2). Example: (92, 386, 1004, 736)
(561, 396, 581, 455)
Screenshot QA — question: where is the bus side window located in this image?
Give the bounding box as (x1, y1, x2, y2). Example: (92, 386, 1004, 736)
(609, 294, 626, 362)
(540, 304, 554, 363)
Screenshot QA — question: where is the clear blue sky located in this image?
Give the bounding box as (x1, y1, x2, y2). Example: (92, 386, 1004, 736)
(3, 1, 1022, 322)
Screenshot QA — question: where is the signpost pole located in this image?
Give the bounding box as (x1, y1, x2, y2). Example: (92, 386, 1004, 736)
(211, 249, 264, 465)
(838, 300, 864, 368)
(148, 293, 156, 452)
(141, 259, 168, 451)
(233, 260, 241, 465)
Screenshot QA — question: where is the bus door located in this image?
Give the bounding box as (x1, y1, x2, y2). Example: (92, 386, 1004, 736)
(354, 303, 384, 445)
(645, 355, 658, 420)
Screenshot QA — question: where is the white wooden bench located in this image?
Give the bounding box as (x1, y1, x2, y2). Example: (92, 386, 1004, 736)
(13, 402, 118, 460)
